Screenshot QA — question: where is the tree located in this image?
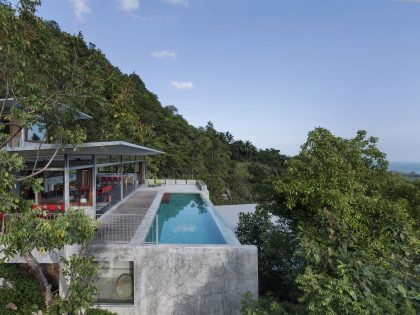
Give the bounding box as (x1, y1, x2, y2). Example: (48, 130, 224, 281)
(236, 207, 303, 302)
(0, 1, 100, 311)
(272, 128, 419, 314)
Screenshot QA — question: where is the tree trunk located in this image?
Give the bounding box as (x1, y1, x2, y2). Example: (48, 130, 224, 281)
(23, 251, 53, 309)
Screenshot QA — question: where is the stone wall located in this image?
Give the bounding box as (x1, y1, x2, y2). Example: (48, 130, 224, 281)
(88, 244, 258, 315)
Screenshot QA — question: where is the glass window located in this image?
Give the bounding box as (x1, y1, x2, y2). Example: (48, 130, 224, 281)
(94, 261, 134, 304)
(111, 156, 121, 163)
(96, 155, 111, 165)
(38, 171, 64, 205)
(96, 165, 121, 215)
(69, 155, 93, 167)
(69, 168, 92, 206)
(123, 163, 136, 198)
(26, 123, 46, 142)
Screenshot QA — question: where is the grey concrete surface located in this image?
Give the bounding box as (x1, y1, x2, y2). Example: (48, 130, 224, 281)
(88, 244, 258, 315)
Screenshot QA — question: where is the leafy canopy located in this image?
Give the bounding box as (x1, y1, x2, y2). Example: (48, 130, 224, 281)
(273, 128, 419, 314)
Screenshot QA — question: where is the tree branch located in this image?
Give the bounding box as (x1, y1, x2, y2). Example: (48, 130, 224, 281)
(0, 125, 23, 150)
(16, 143, 62, 182)
(23, 251, 53, 308)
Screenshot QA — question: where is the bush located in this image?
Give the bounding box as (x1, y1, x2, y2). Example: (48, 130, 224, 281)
(241, 292, 305, 315)
(0, 264, 44, 314)
(85, 308, 117, 315)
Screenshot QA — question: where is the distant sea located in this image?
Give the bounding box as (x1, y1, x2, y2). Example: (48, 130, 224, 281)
(388, 162, 420, 175)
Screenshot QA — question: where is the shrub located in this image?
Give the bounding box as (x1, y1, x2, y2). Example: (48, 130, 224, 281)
(85, 308, 117, 315)
(0, 264, 44, 314)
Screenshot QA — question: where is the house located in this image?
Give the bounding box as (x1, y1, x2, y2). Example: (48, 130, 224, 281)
(0, 99, 258, 315)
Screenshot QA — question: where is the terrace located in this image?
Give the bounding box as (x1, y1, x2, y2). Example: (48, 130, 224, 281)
(91, 180, 211, 244)
(6, 141, 163, 217)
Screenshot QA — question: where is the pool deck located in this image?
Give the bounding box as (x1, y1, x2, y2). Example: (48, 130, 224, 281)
(92, 184, 203, 243)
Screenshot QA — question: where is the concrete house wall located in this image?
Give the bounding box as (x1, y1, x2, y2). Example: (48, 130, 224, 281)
(88, 244, 258, 315)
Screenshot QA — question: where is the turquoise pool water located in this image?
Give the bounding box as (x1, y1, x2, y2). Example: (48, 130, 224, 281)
(145, 193, 226, 244)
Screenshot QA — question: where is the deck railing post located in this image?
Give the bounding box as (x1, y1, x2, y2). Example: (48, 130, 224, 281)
(156, 215, 159, 244)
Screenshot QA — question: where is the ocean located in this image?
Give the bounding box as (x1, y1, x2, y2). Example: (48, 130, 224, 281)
(388, 162, 420, 174)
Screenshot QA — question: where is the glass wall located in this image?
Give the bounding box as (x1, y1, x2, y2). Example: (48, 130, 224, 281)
(96, 165, 122, 215)
(26, 123, 46, 142)
(38, 171, 64, 205)
(69, 155, 93, 167)
(94, 261, 134, 304)
(123, 163, 136, 198)
(69, 168, 93, 206)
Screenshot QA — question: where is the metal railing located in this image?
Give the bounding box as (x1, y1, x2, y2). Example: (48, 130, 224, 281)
(92, 214, 153, 244)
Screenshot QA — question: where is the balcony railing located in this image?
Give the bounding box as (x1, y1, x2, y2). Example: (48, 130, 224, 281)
(91, 214, 155, 244)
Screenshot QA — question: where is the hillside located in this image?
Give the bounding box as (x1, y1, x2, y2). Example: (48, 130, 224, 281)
(36, 20, 288, 205)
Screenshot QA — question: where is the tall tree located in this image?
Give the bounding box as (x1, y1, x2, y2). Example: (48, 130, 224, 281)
(0, 1, 99, 310)
(273, 128, 419, 314)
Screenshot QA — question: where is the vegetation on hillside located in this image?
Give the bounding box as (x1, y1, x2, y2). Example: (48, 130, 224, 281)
(1, 2, 418, 314)
(0, 1, 104, 311)
(237, 128, 420, 314)
(0, 264, 44, 314)
(22, 12, 288, 205)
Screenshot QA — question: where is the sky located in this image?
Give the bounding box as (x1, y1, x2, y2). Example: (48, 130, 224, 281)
(21, 0, 420, 161)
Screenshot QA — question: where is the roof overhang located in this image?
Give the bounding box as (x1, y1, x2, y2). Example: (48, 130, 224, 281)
(5, 141, 164, 157)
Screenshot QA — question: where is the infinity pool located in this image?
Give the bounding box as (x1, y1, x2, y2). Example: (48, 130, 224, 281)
(145, 193, 226, 244)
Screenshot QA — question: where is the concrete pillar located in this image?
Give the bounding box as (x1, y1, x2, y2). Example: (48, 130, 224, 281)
(64, 154, 70, 210)
(92, 154, 97, 216)
(120, 155, 123, 200)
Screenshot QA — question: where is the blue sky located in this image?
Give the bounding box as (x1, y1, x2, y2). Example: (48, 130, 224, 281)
(28, 0, 420, 161)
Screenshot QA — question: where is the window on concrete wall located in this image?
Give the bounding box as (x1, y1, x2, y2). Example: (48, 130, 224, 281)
(94, 261, 134, 304)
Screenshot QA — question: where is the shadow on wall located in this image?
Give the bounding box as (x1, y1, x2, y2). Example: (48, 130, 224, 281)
(166, 250, 253, 315)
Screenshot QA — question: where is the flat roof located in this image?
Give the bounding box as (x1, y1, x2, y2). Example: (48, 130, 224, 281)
(5, 141, 164, 157)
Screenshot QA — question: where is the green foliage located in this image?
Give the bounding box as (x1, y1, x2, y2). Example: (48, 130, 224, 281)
(50, 255, 99, 315)
(0, 264, 44, 314)
(0, 209, 97, 261)
(236, 207, 303, 302)
(240, 292, 305, 315)
(239, 128, 419, 315)
(85, 308, 117, 315)
(272, 128, 419, 314)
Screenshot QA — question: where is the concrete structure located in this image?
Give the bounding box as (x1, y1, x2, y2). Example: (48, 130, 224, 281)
(87, 183, 258, 315)
(1, 182, 258, 315)
(89, 245, 257, 315)
(1, 98, 258, 315)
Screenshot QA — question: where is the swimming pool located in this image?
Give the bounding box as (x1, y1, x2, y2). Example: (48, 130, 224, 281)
(145, 193, 227, 244)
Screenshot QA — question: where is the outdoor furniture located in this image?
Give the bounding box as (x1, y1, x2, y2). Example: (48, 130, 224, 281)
(32, 204, 65, 212)
(97, 185, 112, 202)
